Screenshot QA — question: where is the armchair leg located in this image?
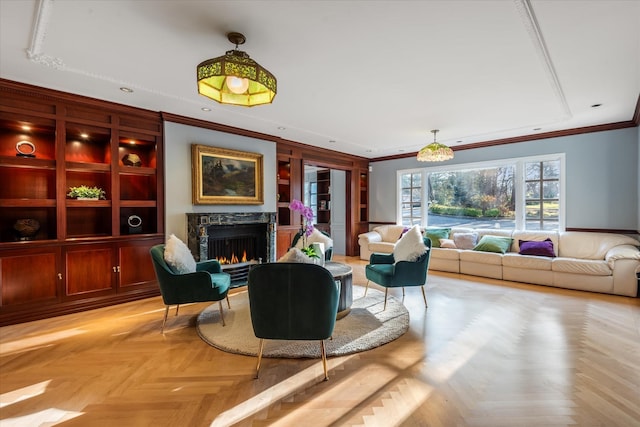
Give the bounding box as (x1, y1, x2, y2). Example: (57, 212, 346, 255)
(218, 300, 226, 327)
(421, 286, 428, 308)
(161, 306, 170, 333)
(402, 287, 405, 297)
(175, 304, 180, 316)
(226, 295, 231, 309)
(365, 280, 370, 296)
(383, 288, 389, 311)
(321, 340, 329, 381)
(255, 338, 265, 379)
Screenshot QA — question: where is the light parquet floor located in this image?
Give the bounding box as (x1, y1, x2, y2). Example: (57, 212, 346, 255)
(1, 256, 639, 426)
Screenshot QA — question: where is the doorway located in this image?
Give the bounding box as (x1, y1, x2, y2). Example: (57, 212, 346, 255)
(303, 165, 346, 255)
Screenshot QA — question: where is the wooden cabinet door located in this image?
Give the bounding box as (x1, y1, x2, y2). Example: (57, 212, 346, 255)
(0, 247, 60, 307)
(64, 243, 115, 298)
(276, 228, 297, 259)
(117, 238, 161, 291)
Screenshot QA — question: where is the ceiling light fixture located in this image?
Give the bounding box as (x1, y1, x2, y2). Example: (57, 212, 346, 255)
(417, 129, 454, 162)
(197, 32, 277, 107)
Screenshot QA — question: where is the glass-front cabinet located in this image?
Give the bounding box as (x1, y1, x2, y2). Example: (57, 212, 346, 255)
(0, 80, 164, 326)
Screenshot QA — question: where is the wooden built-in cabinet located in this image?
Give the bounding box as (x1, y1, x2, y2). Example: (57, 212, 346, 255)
(0, 80, 164, 326)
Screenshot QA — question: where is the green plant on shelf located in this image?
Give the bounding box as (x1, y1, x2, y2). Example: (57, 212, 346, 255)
(67, 185, 106, 200)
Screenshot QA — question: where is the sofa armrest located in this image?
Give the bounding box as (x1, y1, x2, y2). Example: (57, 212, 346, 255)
(359, 231, 382, 245)
(605, 244, 640, 269)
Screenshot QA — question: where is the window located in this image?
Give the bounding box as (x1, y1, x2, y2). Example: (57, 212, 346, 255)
(397, 155, 564, 230)
(398, 170, 424, 226)
(524, 159, 560, 230)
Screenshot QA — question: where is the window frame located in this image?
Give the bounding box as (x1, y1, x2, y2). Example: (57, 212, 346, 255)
(396, 168, 427, 226)
(397, 153, 565, 230)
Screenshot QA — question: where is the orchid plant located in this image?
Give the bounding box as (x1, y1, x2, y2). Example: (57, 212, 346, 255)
(289, 199, 320, 259)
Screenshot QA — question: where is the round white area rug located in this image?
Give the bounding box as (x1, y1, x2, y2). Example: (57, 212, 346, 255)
(196, 286, 409, 358)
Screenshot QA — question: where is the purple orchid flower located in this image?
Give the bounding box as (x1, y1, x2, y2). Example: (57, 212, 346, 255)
(289, 199, 315, 238)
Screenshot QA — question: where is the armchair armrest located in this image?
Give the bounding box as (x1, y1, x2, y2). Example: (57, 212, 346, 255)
(370, 252, 395, 264)
(196, 259, 223, 274)
(359, 231, 382, 245)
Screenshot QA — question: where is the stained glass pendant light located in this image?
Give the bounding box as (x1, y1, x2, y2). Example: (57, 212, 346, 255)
(197, 32, 277, 107)
(417, 129, 454, 162)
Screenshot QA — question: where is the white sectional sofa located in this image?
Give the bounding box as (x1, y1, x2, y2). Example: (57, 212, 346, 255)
(358, 225, 640, 297)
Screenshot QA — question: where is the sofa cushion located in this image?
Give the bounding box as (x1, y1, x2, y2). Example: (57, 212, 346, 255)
(552, 258, 612, 276)
(453, 232, 478, 250)
(473, 235, 513, 254)
(164, 234, 196, 274)
(393, 225, 428, 262)
(519, 238, 556, 257)
(503, 253, 552, 270)
(431, 247, 461, 260)
(460, 249, 503, 265)
(425, 228, 451, 248)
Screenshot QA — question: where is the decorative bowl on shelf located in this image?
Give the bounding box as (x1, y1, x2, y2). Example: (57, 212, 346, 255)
(122, 153, 142, 167)
(13, 218, 40, 240)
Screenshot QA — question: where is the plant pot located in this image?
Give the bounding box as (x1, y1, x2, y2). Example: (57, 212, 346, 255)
(77, 197, 99, 200)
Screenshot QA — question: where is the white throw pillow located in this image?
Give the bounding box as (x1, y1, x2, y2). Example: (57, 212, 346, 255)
(164, 234, 197, 273)
(440, 238, 457, 249)
(277, 247, 315, 263)
(294, 228, 334, 249)
(393, 225, 428, 262)
(453, 232, 478, 250)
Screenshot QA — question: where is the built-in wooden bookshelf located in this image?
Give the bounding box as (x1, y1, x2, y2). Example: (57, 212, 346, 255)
(0, 80, 164, 326)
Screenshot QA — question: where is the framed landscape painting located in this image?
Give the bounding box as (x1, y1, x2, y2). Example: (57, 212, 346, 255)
(192, 144, 264, 205)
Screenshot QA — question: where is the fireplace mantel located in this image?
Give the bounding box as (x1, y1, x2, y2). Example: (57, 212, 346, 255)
(186, 212, 277, 262)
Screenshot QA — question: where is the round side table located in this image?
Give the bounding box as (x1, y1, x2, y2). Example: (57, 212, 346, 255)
(324, 261, 353, 319)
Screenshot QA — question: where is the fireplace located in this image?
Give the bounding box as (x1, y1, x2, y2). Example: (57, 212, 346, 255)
(186, 212, 277, 287)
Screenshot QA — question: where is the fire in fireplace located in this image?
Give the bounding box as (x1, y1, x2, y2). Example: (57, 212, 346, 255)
(207, 223, 266, 263)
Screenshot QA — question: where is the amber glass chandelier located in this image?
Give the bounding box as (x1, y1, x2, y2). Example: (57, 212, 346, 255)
(417, 129, 454, 162)
(197, 32, 277, 107)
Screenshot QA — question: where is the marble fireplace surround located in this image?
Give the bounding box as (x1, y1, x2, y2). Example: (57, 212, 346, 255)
(186, 212, 277, 263)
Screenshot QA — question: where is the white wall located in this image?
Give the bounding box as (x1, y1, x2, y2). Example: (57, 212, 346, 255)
(370, 127, 639, 231)
(163, 122, 277, 241)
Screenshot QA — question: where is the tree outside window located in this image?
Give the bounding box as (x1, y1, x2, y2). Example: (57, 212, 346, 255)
(397, 155, 563, 231)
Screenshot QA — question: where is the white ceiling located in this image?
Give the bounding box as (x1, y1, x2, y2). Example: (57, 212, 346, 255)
(1, 0, 638, 159)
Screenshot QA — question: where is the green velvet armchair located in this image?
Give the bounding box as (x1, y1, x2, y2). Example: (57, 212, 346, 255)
(149, 244, 231, 332)
(247, 262, 339, 380)
(364, 237, 432, 310)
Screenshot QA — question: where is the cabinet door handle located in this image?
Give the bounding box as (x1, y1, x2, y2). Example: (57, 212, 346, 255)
(58, 273, 62, 280)
(117, 266, 121, 273)
(113, 266, 117, 273)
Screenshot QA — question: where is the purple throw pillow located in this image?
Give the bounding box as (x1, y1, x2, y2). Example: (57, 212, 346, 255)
(398, 227, 411, 241)
(518, 238, 556, 257)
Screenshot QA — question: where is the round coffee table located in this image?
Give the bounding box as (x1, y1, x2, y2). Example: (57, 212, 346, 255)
(324, 261, 353, 319)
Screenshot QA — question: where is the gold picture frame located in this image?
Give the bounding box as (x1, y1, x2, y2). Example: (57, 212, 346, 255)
(192, 144, 264, 205)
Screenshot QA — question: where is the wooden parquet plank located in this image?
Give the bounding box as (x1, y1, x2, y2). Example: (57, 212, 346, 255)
(1, 255, 639, 427)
